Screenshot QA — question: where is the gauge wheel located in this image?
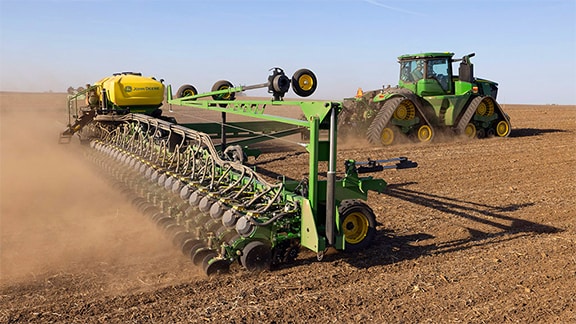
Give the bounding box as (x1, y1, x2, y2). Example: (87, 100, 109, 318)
(211, 80, 235, 101)
(340, 200, 376, 252)
(291, 69, 317, 97)
(240, 241, 271, 272)
(176, 84, 198, 99)
(417, 124, 433, 143)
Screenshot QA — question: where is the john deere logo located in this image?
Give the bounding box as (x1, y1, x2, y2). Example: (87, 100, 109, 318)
(125, 86, 133, 92)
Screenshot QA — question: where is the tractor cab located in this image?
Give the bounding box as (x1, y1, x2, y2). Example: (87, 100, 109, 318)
(398, 52, 455, 97)
(398, 52, 486, 99)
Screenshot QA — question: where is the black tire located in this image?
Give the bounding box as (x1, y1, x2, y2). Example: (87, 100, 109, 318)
(291, 69, 317, 97)
(340, 199, 376, 252)
(241, 241, 272, 272)
(176, 84, 198, 99)
(211, 80, 235, 101)
(366, 97, 404, 146)
(203, 253, 229, 276)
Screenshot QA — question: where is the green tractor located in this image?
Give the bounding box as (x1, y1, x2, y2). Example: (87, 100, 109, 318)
(341, 52, 511, 145)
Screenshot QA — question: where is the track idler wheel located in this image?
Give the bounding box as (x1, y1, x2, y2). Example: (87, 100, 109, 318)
(380, 127, 396, 146)
(464, 123, 477, 138)
(417, 125, 434, 143)
(496, 120, 511, 137)
(241, 241, 272, 272)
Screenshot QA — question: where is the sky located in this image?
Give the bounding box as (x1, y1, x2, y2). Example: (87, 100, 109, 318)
(0, 0, 575, 104)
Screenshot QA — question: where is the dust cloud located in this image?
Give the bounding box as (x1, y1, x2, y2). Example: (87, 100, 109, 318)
(0, 92, 189, 288)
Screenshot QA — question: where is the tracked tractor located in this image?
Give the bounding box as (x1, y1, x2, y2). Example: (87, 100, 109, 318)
(341, 52, 511, 146)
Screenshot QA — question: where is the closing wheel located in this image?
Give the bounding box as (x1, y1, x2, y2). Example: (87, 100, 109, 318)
(340, 200, 376, 252)
(496, 120, 510, 137)
(464, 123, 477, 138)
(240, 241, 271, 272)
(291, 69, 317, 97)
(417, 125, 433, 143)
(180, 238, 202, 256)
(211, 80, 235, 101)
(176, 84, 198, 99)
(192, 246, 214, 266)
(203, 253, 229, 276)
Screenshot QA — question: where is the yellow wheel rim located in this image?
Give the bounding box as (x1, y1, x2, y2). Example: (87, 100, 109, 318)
(297, 74, 314, 91)
(464, 123, 476, 138)
(343, 212, 369, 244)
(418, 125, 433, 142)
(476, 98, 495, 116)
(380, 127, 395, 145)
(393, 101, 416, 120)
(496, 120, 510, 137)
(183, 89, 196, 97)
(218, 86, 232, 100)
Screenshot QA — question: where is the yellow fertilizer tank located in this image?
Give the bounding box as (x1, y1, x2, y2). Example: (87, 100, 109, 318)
(93, 72, 165, 113)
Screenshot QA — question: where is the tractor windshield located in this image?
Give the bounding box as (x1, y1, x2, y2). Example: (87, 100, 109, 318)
(400, 60, 425, 83)
(426, 58, 450, 91)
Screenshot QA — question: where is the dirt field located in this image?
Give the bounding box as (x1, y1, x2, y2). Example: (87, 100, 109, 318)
(1, 92, 575, 323)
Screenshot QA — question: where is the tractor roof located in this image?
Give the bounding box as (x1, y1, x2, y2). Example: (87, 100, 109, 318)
(398, 52, 455, 61)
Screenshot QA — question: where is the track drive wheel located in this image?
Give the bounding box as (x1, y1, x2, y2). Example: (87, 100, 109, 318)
(496, 120, 511, 137)
(340, 200, 376, 252)
(291, 69, 317, 97)
(176, 84, 198, 99)
(417, 125, 433, 143)
(241, 241, 272, 272)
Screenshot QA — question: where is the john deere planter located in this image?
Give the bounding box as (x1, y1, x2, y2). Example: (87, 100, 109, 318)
(60, 68, 416, 275)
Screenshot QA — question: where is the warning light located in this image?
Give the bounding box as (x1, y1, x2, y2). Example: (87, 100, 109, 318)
(355, 87, 364, 98)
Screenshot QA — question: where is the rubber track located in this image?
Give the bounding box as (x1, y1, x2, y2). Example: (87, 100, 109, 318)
(366, 97, 403, 145)
(455, 96, 484, 135)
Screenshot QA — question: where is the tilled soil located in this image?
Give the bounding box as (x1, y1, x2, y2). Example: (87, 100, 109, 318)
(1, 93, 575, 323)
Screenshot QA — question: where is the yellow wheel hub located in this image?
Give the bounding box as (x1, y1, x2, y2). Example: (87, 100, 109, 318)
(496, 120, 510, 137)
(380, 127, 395, 145)
(297, 74, 314, 91)
(343, 212, 369, 244)
(218, 86, 232, 100)
(464, 123, 476, 138)
(476, 98, 495, 116)
(393, 101, 416, 120)
(417, 125, 433, 142)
